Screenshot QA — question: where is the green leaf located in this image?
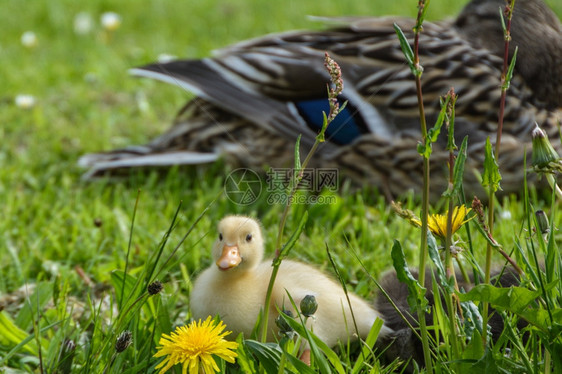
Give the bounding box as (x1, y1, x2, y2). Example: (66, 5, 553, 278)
(235, 334, 257, 373)
(15, 282, 53, 331)
(111, 270, 139, 311)
(459, 328, 486, 373)
(393, 23, 417, 76)
(244, 340, 283, 374)
(418, 95, 448, 158)
(351, 318, 384, 374)
(294, 134, 302, 172)
(391, 240, 428, 312)
(457, 284, 541, 313)
(481, 137, 502, 192)
(276, 211, 308, 263)
(518, 309, 562, 333)
(445, 94, 457, 152)
(503, 47, 517, 89)
(427, 232, 455, 293)
(316, 114, 327, 143)
(280, 311, 345, 374)
(499, 6, 506, 33)
(443, 136, 468, 198)
(284, 352, 317, 374)
(0, 311, 38, 355)
(460, 299, 484, 340)
(469, 348, 500, 373)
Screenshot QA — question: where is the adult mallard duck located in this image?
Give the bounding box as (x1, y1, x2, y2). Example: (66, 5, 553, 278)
(189, 215, 391, 351)
(79, 0, 562, 198)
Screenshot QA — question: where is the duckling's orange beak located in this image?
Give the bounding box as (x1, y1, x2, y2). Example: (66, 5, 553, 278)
(216, 245, 241, 271)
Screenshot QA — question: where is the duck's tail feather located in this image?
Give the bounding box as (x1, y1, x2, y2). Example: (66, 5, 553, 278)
(78, 149, 219, 180)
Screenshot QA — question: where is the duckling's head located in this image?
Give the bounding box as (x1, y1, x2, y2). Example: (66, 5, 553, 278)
(212, 215, 264, 272)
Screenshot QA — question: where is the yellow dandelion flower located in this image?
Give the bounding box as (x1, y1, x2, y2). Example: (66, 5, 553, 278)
(411, 205, 472, 239)
(153, 317, 238, 374)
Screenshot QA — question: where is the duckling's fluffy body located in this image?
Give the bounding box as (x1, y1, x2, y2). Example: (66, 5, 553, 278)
(190, 215, 391, 346)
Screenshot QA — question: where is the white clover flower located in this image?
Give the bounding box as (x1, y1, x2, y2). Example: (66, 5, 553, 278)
(21, 31, 38, 48)
(157, 53, 177, 63)
(15, 94, 36, 109)
(74, 12, 93, 35)
(101, 12, 121, 31)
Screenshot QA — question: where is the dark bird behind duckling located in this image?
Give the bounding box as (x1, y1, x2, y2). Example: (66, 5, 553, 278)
(375, 267, 527, 369)
(79, 0, 562, 199)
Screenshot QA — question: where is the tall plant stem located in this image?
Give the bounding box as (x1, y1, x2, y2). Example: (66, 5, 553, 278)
(260, 53, 343, 342)
(483, 0, 515, 345)
(260, 143, 319, 342)
(445, 151, 461, 368)
(412, 1, 433, 367)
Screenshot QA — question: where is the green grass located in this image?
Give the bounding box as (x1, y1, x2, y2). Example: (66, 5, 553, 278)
(1, 0, 561, 372)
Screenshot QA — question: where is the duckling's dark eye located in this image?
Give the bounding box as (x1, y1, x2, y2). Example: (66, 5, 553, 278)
(219, 233, 223, 241)
(246, 234, 252, 242)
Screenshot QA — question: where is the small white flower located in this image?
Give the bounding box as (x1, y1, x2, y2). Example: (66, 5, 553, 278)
(157, 53, 177, 63)
(74, 12, 93, 35)
(500, 210, 512, 220)
(101, 12, 121, 31)
(15, 94, 36, 109)
(21, 31, 38, 48)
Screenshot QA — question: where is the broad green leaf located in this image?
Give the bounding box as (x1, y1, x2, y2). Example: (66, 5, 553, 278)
(391, 240, 428, 312)
(519, 309, 562, 333)
(0, 311, 38, 355)
(244, 340, 283, 374)
(460, 299, 484, 339)
(481, 137, 502, 192)
(393, 23, 417, 76)
(457, 284, 542, 314)
(463, 328, 484, 361)
(469, 348, 500, 373)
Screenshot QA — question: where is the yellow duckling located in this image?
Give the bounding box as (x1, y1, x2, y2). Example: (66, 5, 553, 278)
(190, 215, 392, 350)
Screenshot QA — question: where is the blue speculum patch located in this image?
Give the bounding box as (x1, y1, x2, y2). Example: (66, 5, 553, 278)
(294, 97, 367, 145)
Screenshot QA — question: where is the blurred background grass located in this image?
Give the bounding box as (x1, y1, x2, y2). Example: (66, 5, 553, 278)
(0, 0, 560, 300)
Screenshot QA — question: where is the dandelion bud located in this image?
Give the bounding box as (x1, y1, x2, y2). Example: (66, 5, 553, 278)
(300, 295, 318, 317)
(275, 310, 294, 334)
(148, 280, 163, 295)
(531, 123, 561, 170)
(115, 331, 133, 353)
(535, 210, 550, 234)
